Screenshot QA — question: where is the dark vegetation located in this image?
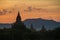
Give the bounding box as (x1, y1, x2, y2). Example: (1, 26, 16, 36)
(0, 27, 60, 40)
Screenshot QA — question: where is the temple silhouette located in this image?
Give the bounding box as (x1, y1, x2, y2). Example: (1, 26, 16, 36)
(12, 11, 26, 32)
(12, 11, 27, 40)
(40, 25, 46, 32)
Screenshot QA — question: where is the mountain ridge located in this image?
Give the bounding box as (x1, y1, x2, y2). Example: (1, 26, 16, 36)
(23, 18, 60, 31)
(0, 18, 60, 31)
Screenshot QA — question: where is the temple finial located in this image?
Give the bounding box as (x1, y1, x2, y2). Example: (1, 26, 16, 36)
(16, 11, 21, 22)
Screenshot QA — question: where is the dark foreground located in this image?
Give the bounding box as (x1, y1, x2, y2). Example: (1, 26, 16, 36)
(0, 27, 60, 40)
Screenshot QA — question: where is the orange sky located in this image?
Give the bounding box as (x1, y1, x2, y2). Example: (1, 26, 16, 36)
(0, 0, 60, 23)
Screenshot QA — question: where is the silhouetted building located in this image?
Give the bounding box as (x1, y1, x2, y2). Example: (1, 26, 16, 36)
(40, 25, 46, 32)
(11, 11, 27, 40)
(30, 24, 36, 32)
(12, 11, 26, 33)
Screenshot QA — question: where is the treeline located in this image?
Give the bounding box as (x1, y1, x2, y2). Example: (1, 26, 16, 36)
(0, 27, 60, 40)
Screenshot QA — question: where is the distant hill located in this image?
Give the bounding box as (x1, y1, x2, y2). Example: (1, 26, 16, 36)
(0, 23, 12, 29)
(0, 18, 60, 31)
(23, 18, 60, 31)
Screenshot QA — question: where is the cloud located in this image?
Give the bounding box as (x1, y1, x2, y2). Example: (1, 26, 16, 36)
(24, 6, 48, 13)
(0, 8, 16, 15)
(24, 6, 32, 12)
(0, 11, 5, 15)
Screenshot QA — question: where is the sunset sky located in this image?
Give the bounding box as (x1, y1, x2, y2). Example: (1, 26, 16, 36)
(0, 0, 60, 23)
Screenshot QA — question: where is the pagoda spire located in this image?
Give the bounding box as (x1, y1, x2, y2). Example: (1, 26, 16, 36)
(16, 11, 21, 22)
(12, 11, 26, 31)
(40, 25, 46, 32)
(12, 11, 27, 40)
